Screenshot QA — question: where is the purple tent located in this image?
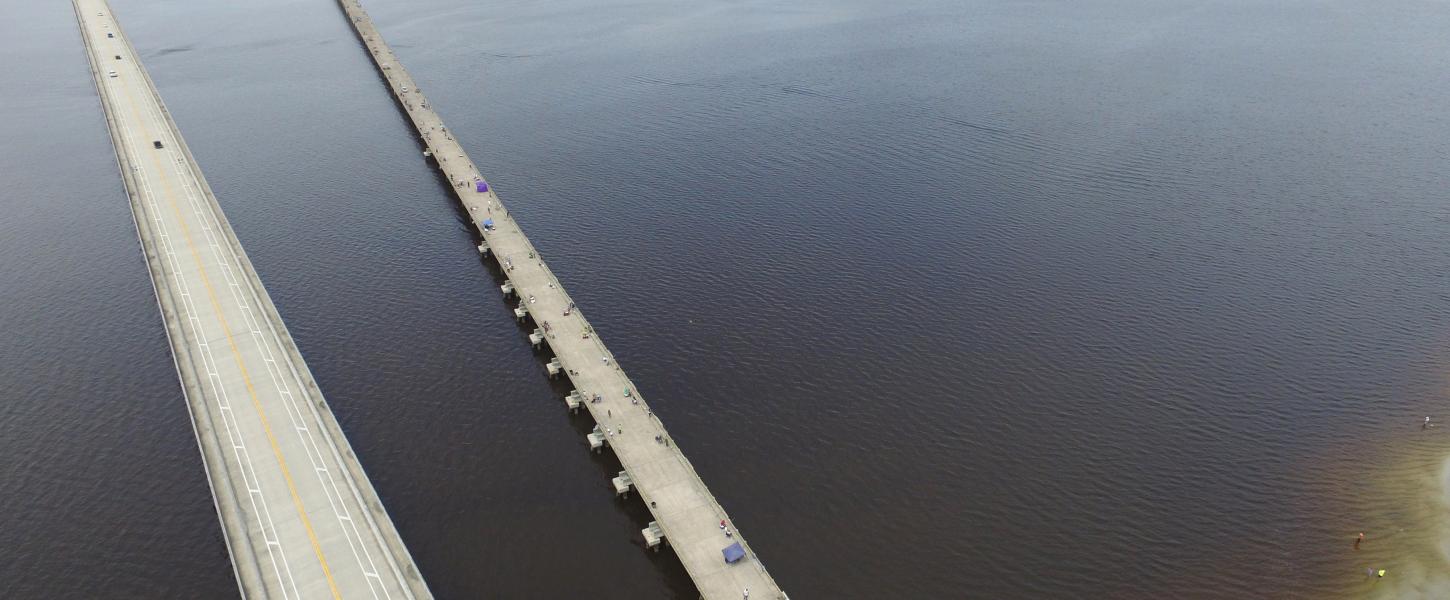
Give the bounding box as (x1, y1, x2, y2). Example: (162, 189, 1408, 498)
(476, 180, 489, 193)
(722, 542, 745, 564)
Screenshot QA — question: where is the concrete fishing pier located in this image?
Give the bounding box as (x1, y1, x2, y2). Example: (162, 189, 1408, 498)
(73, 1, 431, 597)
(334, 1, 786, 598)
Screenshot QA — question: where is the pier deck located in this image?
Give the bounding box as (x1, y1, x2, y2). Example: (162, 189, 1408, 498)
(73, 1, 431, 597)
(335, 1, 785, 598)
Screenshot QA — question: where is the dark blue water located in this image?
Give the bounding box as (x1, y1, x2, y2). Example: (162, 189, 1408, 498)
(5, 0, 1450, 597)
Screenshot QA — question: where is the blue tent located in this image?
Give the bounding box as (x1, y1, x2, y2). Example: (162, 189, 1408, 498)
(476, 180, 489, 193)
(482, 218, 494, 230)
(722, 542, 745, 564)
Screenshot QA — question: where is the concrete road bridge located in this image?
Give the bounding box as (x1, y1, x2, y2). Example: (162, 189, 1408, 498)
(73, 1, 431, 598)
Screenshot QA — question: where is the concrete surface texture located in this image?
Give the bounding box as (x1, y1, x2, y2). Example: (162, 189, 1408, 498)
(72, 1, 432, 598)
(335, 1, 786, 598)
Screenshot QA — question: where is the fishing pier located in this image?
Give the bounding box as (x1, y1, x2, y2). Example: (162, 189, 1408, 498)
(335, 1, 785, 597)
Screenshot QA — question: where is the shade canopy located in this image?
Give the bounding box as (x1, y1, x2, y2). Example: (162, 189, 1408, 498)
(722, 542, 745, 564)
(476, 181, 489, 192)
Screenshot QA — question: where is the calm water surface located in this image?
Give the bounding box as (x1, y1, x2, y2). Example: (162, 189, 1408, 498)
(3, 0, 1450, 597)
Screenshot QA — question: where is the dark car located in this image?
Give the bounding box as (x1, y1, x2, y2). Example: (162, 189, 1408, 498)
(153, 141, 163, 149)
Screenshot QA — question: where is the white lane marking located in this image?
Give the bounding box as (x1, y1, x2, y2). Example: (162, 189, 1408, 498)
(146, 103, 390, 600)
(123, 28, 390, 598)
(93, 18, 301, 599)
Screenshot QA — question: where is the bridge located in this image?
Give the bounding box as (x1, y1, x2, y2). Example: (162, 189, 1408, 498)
(334, 1, 786, 598)
(72, 1, 431, 598)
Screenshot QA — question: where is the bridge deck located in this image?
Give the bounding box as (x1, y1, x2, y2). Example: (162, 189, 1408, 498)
(73, 1, 431, 598)
(334, 1, 784, 598)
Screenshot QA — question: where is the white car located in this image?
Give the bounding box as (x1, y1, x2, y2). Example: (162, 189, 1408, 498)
(108, 70, 117, 78)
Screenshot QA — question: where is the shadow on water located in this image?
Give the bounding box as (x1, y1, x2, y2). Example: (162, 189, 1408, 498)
(152, 45, 194, 57)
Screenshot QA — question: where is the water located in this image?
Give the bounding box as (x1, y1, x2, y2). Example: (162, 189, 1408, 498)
(4, 0, 1450, 597)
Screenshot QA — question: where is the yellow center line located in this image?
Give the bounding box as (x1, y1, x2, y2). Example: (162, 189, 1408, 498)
(106, 30, 343, 600)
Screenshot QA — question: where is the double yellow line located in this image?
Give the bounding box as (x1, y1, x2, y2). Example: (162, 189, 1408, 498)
(105, 24, 343, 600)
